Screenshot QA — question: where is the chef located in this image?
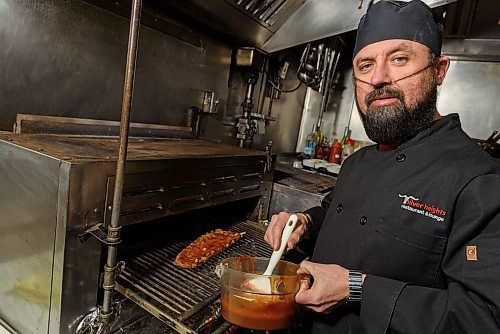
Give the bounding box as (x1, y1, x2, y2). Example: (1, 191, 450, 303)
(265, 0, 500, 333)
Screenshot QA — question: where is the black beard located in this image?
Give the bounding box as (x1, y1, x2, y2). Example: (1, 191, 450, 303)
(355, 82, 438, 145)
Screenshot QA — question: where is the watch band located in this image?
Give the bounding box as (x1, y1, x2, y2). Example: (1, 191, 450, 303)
(348, 270, 363, 303)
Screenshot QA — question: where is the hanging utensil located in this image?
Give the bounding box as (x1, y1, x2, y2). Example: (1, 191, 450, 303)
(486, 130, 498, 143)
(492, 132, 500, 144)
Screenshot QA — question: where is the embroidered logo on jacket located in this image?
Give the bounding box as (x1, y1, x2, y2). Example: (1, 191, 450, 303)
(398, 194, 447, 222)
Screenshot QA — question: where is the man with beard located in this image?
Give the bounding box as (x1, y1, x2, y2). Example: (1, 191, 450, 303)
(264, 1, 500, 333)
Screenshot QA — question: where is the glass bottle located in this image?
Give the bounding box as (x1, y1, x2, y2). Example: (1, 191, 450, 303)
(321, 137, 331, 161)
(329, 138, 342, 164)
(304, 132, 315, 158)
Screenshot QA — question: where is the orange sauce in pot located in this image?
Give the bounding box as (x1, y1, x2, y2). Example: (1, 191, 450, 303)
(221, 287, 298, 330)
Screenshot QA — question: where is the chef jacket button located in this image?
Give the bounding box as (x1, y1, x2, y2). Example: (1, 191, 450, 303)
(360, 216, 367, 225)
(336, 204, 343, 213)
(396, 154, 406, 162)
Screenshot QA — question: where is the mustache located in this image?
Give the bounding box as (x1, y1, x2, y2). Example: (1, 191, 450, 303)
(365, 87, 405, 106)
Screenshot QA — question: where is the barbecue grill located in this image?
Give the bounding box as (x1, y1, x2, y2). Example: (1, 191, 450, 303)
(0, 133, 276, 334)
(115, 220, 273, 333)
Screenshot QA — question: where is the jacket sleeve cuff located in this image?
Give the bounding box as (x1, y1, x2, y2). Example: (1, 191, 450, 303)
(304, 206, 326, 237)
(294, 206, 326, 255)
(360, 275, 407, 334)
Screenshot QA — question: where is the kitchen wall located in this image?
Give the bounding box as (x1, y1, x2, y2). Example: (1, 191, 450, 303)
(0, 0, 231, 137)
(3, 1, 496, 155)
(438, 59, 500, 140)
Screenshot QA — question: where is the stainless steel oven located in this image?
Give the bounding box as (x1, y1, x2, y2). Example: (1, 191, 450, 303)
(0, 133, 275, 334)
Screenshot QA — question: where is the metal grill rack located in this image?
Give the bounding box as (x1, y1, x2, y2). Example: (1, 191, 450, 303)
(115, 221, 273, 334)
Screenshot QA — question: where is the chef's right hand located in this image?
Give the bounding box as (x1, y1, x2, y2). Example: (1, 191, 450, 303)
(264, 212, 309, 251)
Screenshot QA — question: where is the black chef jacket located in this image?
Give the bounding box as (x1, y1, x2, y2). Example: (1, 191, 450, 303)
(302, 114, 500, 334)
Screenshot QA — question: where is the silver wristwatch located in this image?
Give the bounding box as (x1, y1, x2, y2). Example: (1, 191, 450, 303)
(348, 270, 363, 303)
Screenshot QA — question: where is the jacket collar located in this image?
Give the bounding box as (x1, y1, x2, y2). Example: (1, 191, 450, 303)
(397, 113, 461, 150)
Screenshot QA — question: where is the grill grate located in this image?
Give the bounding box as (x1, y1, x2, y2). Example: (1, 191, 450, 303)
(116, 221, 273, 334)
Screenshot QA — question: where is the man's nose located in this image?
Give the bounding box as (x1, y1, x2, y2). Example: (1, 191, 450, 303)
(370, 63, 392, 87)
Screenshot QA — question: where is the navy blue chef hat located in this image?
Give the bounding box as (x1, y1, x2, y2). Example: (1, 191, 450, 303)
(353, 0, 444, 59)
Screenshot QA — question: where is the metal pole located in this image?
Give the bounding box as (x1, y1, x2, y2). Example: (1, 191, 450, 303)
(99, 0, 142, 324)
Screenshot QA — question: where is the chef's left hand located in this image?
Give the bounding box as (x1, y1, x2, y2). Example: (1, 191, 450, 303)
(295, 261, 350, 313)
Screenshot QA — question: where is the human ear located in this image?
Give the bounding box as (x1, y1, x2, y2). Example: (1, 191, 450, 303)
(435, 56, 450, 85)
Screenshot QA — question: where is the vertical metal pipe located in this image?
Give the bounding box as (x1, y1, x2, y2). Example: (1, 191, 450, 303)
(239, 79, 256, 148)
(99, 0, 142, 324)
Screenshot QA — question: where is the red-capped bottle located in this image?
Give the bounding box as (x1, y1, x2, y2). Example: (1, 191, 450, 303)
(315, 136, 326, 159)
(328, 138, 342, 164)
(322, 137, 331, 161)
(342, 138, 356, 161)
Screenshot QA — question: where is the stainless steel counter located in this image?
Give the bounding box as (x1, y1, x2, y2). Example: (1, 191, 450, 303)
(269, 155, 336, 215)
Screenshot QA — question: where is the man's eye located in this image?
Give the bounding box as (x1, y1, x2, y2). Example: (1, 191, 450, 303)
(393, 56, 408, 64)
(359, 63, 372, 71)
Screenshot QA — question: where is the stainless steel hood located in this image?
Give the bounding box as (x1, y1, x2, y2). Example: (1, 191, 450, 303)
(163, 0, 457, 53)
(160, 0, 306, 48)
(261, 0, 458, 52)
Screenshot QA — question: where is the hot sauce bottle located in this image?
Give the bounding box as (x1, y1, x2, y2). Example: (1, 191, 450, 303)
(315, 136, 329, 160)
(328, 138, 342, 164)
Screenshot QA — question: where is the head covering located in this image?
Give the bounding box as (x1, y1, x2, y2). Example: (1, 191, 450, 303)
(353, 0, 443, 59)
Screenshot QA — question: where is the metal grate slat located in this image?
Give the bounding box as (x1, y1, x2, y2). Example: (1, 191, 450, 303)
(130, 257, 202, 305)
(138, 252, 216, 296)
(119, 272, 184, 315)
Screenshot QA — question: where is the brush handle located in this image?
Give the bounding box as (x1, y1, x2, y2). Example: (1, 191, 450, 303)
(263, 214, 298, 275)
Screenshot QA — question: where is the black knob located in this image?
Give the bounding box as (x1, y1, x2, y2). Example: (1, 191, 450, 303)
(396, 154, 406, 162)
(360, 216, 367, 225)
(336, 204, 343, 213)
